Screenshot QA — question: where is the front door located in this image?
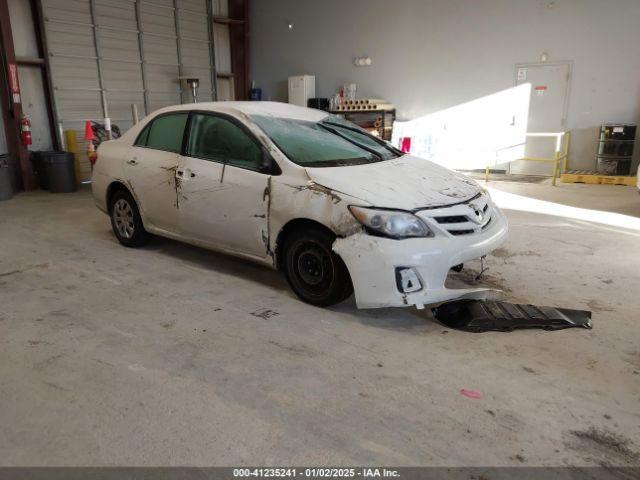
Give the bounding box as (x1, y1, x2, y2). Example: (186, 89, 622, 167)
(511, 62, 571, 175)
(126, 112, 189, 233)
(177, 112, 269, 258)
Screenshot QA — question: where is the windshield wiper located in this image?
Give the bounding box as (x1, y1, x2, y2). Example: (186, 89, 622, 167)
(304, 158, 371, 167)
(321, 121, 403, 157)
(317, 123, 384, 163)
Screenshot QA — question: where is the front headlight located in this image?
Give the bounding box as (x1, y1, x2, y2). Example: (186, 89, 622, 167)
(348, 206, 433, 239)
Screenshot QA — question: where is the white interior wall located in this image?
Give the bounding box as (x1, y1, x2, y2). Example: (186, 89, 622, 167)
(250, 0, 640, 173)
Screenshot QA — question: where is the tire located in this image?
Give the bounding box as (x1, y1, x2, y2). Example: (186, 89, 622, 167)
(283, 225, 353, 307)
(109, 189, 150, 248)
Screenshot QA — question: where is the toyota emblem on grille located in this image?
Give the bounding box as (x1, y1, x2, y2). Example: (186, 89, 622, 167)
(468, 203, 484, 224)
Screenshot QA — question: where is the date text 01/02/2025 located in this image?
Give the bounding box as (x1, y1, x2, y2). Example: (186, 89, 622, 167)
(233, 468, 400, 478)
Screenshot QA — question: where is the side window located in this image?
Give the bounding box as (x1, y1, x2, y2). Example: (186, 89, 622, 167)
(145, 113, 188, 153)
(187, 113, 262, 171)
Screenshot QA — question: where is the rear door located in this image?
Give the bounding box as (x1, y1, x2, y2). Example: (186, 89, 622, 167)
(126, 112, 188, 232)
(177, 112, 270, 258)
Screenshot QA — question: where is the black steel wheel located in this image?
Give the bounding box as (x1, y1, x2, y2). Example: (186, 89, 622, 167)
(283, 225, 352, 307)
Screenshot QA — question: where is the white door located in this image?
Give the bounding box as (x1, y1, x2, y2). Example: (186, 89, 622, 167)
(177, 113, 269, 258)
(126, 112, 189, 232)
(511, 62, 571, 175)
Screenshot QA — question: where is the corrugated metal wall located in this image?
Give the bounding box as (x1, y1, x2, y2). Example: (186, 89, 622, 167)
(42, 0, 216, 181)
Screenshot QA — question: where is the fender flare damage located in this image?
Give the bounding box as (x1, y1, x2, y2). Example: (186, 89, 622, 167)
(269, 175, 364, 269)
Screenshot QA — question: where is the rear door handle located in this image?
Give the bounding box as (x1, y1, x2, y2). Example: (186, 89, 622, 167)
(127, 158, 138, 166)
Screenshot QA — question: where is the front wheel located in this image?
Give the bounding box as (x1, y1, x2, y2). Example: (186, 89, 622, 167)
(283, 225, 353, 307)
(109, 189, 150, 247)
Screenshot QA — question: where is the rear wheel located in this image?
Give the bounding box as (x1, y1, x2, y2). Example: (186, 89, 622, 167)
(283, 225, 353, 307)
(109, 189, 149, 247)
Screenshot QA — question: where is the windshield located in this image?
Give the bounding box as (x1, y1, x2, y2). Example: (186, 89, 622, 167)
(251, 114, 402, 167)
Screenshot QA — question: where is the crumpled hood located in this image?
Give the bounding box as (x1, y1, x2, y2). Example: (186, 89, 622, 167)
(305, 155, 481, 210)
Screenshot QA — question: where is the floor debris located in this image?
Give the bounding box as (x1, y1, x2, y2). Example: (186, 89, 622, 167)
(569, 427, 640, 465)
(0, 263, 49, 277)
(433, 300, 592, 332)
(251, 309, 280, 320)
(460, 389, 483, 400)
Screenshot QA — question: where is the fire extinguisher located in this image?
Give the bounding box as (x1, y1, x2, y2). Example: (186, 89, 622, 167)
(20, 115, 32, 147)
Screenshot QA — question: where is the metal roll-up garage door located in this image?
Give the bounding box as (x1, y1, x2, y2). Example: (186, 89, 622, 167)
(177, 0, 214, 103)
(42, 0, 216, 181)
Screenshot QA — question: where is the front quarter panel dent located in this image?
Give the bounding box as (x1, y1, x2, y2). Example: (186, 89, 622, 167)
(269, 178, 366, 266)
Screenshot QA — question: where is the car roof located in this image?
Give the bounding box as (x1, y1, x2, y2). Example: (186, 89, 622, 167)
(156, 101, 329, 122)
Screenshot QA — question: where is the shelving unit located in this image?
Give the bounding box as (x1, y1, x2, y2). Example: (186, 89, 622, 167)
(328, 109, 396, 141)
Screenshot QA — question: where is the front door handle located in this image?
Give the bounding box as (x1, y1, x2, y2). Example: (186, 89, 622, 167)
(176, 169, 196, 178)
(127, 158, 138, 166)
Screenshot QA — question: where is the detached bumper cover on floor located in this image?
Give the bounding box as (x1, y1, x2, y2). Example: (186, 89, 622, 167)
(433, 300, 593, 332)
(332, 199, 508, 309)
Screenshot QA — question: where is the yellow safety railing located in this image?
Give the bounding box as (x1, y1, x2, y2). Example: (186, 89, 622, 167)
(485, 131, 570, 186)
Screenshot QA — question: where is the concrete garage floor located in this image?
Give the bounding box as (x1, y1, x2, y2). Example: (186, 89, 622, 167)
(1, 180, 639, 467)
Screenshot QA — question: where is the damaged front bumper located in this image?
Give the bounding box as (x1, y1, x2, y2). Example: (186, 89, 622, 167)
(332, 202, 508, 309)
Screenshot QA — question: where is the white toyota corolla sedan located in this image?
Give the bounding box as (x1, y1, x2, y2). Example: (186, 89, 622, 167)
(92, 102, 508, 309)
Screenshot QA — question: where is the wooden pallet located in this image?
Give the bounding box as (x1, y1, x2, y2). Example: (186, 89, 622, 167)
(560, 170, 636, 186)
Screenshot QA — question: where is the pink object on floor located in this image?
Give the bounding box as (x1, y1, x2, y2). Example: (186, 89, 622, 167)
(460, 389, 483, 400)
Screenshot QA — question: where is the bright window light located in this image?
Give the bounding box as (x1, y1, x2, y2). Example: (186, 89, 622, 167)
(392, 84, 531, 170)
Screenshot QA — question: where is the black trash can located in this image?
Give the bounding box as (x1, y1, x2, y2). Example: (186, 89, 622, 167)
(30, 151, 49, 189)
(0, 154, 14, 201)
(42, 151, 77, 193)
